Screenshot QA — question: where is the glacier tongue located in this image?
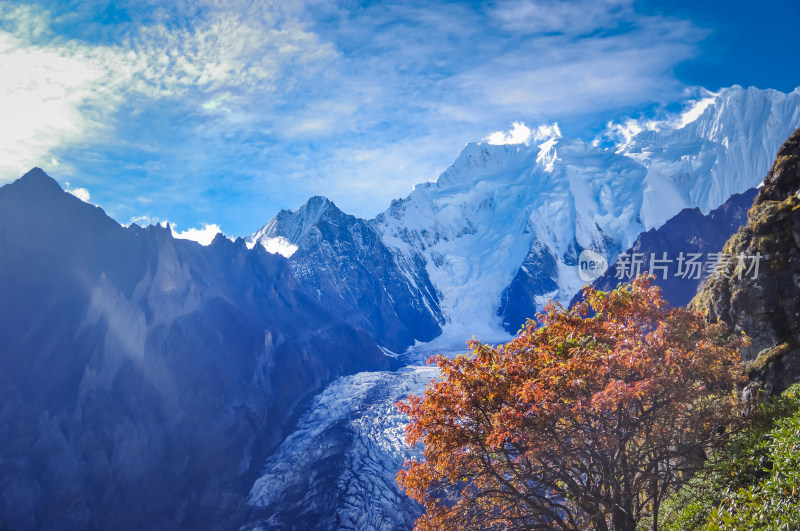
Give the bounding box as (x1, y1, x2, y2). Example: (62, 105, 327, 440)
(245, 364, 442, 531)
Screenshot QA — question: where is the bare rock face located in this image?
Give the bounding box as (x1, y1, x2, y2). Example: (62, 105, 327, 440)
(691, 129, 800, 395)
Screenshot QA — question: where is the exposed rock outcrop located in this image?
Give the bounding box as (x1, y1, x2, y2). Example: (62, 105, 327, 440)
(691, 129, 800, 395)
(251, 196, 443, 353)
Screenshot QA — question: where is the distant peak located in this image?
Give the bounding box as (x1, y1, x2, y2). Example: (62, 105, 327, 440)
(303, 195, 335, 209)
(756, 129, 800, 203)
(21, 167, 48, 179)
(251, 194, 344, 245)
(296, 195, 341, 220)
(9, 167, 65, 196)
(20, 167, 60, 186)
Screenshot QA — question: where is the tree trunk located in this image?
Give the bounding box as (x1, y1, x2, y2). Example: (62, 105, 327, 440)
(611, 506, 636, 531)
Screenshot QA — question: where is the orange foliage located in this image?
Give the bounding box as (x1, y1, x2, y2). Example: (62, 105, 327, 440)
(397, 276, 747, 531)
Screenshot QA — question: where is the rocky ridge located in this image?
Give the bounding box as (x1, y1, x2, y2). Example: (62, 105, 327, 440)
(692, 129, 800, 395)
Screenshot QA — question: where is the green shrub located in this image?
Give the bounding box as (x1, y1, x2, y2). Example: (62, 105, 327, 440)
(655, 384, 800, 530)
(705, 397, 800, 529)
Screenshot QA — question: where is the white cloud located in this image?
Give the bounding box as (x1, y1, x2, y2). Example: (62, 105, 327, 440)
(0, 0, 335, 183)
(127, 215, 163, 227)
(0, 31, 113, 180)
(485, 122, 562, 145)
(67, 186, 90, 202)
(450, 24, 700, 123)
(675, 91, 718, 128)
(0, 0, 710, 233)
(122, 2, 335, 98)
(598, 118, 659, 149)
(255, 236, 298, 258)
(597, 89, 720, 149)
(486, 122, 533, 145)
(490, 0, 633, 36)
(171, 223, 223, 246)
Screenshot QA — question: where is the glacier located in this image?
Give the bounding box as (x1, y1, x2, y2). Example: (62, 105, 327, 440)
(245, 365, 438, 530)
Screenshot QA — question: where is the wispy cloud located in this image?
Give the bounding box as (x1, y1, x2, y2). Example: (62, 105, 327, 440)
(489, 0, 632, 36)
(596, 87, 718, 149)
(0, 0, 709, 235)
(0, 11, 113, 178)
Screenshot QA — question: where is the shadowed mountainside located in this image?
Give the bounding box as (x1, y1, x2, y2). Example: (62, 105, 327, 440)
(0, 169, 389, 530)
(585, 187, 758, 308)
(252, 196, 443, 353)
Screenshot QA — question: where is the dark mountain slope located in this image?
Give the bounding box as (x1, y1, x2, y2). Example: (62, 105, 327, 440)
(0, 169, 388, 530)
(583, 187, 758, 308)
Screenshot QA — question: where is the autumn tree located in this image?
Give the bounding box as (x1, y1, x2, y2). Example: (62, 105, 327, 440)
(397, 276, 747, 531)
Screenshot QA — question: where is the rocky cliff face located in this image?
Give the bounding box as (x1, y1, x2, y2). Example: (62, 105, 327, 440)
(692, 129, 800, 395)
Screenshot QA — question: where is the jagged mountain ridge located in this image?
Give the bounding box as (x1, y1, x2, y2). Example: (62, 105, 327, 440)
(240, 88, 800, 531)
(257, 85, 800, 344)
(251, 196, 443, 353)
(242, 181, 766, 531)
(0, 170, 390, 530)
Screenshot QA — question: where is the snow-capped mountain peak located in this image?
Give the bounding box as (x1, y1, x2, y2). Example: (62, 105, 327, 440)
(253, 85, 800, 348)
(375, 85, 800, 343)
(250, 195, 336, 255)
(242, 85, 800, 530)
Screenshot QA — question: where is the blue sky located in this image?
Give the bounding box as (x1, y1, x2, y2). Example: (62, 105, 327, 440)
(0, 0, 797, 240)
